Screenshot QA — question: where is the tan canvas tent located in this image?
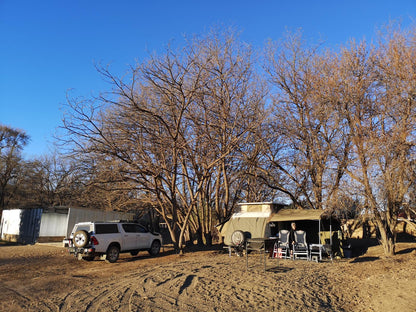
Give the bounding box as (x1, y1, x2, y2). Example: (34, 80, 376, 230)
(217, 202, 282, 246)
(220, 216, 270, 246)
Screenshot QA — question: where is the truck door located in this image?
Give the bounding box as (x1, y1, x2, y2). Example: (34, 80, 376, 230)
(134, 224, 151, 249)
(121, 223, 150, 250)
(121, 224, 140, 250)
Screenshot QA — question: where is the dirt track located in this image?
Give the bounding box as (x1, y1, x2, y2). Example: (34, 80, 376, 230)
(0, 242, 415, 311)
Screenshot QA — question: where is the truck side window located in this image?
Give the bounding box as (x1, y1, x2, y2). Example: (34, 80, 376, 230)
(122, 224, 147, 233)
(122, 224, 135, 233)
(95, 223, 119, 234)
(135, 224, 147, 233)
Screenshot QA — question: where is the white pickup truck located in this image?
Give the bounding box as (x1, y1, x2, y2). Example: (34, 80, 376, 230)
(66, 221, 162, 263)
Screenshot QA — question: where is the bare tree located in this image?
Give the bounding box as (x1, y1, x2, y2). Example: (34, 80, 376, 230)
(0, 125, 29, 212)
(375, 25, 416, 248)
(63, 31, 213, 252)
(335, 24, 416, 256)
(183, 29, 266, 244)
(63, 57, 201, 252)
(25, 154, 78, 207)
(264, 32, 351, 210)
(61, 28, 267, 251)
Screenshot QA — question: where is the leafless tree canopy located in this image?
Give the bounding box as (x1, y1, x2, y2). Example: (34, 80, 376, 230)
(61, 29, 266, 251)
(262, 25, 416, 256)
(263, 32, 351, 210)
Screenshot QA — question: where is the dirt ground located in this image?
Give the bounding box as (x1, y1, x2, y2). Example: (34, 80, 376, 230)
(0, 242, 415, 312)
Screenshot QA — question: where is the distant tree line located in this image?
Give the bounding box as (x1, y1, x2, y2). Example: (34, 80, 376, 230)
(0, 125, 141, 212)
(1, 23, 416, 256)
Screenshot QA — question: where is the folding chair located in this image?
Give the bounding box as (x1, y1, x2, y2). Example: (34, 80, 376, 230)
(293, 230, 309, 260)
(277, 229, 290, 259)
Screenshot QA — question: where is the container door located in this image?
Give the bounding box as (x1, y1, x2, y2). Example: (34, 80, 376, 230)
(19, 208, 43, 244)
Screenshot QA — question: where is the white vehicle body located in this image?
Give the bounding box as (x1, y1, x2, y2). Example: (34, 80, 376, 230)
(67, 221, 162, 262)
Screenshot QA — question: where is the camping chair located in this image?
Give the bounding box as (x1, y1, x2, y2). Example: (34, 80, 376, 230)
(293, 230, 309, 260)
(277, 230, 290, 259)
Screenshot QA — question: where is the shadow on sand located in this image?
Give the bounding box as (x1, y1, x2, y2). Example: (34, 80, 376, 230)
(349, 256, 380, 263)
(396, 247, 416, 255)
(265, 266, 294, 273)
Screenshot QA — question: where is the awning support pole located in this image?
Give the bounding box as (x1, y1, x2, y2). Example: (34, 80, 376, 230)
(319, 219, 321, 245)
(330, 224, 332, 246)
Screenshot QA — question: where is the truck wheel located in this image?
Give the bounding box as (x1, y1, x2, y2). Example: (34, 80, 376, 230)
(231, 230, 245, 246)
(73, 230, 89, 248)
(148, 240, 161, 256)
(105, 244, 120, 263)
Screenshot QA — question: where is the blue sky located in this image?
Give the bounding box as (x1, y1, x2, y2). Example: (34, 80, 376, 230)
(1, 0, 415, 159)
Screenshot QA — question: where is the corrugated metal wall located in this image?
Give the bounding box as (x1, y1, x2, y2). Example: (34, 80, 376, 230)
(65, 208, 135, 237)
(39, 210, 69, 237)
(19, 208, 43, 244)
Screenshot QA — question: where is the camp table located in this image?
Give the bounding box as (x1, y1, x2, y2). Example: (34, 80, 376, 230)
(245, 237, 279, 272)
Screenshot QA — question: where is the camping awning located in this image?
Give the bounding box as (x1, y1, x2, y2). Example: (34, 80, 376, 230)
(268, 209, 323, 222)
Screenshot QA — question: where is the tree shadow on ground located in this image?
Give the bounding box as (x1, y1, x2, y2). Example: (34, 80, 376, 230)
(113, 244, 227, 263)
(184, 243, 224, 253)
(396, 247, 416, 255)
(266, 266, 294, 273)
(349, 256, 380, 263)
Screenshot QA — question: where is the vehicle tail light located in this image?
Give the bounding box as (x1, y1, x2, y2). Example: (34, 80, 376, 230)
(91, 236, 99, 245)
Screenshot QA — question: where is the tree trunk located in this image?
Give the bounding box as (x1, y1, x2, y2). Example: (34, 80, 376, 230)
(375, 218, 395, 256)
(204, 232, 213, 246)
(196, 227, 204, 246)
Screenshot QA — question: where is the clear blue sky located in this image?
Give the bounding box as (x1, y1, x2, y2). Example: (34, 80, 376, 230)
(1, 0, 415, 159)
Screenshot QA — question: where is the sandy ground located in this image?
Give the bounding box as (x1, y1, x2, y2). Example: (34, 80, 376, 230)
(0, 242, 415, 312)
